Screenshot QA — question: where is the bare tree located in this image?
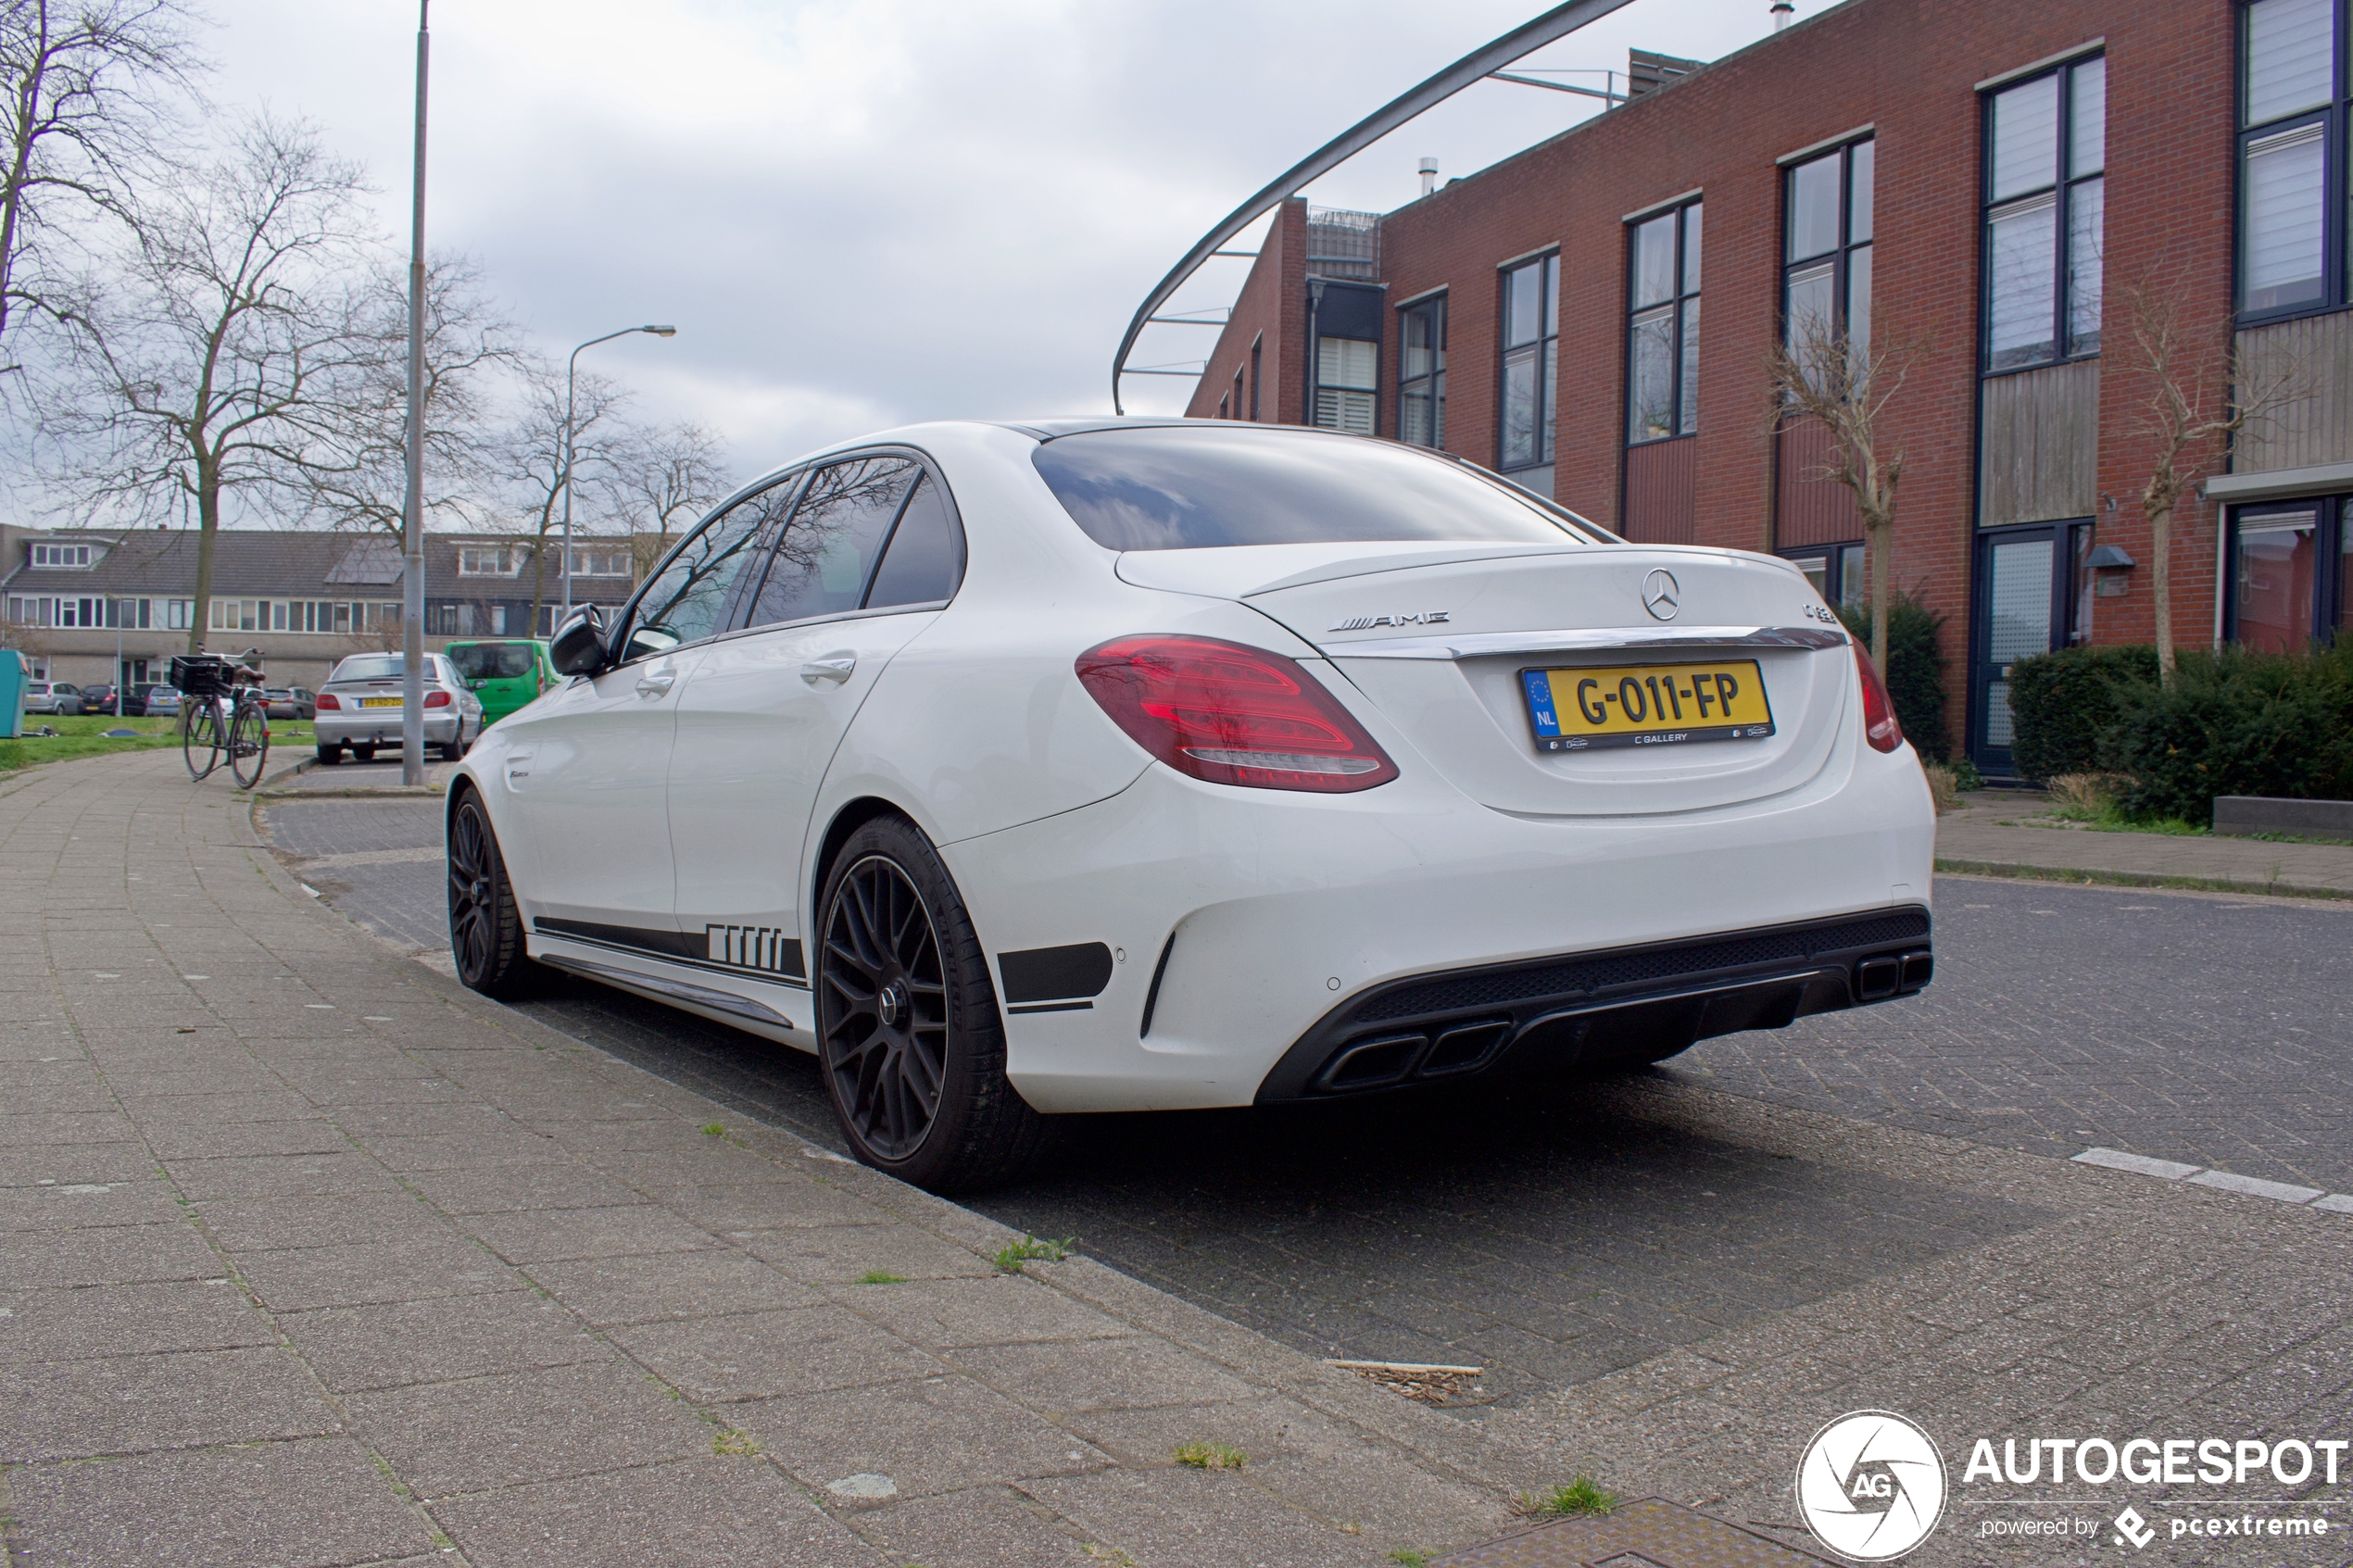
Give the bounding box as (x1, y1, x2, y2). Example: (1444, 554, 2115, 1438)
(2119, 274, 2309, 682)
(0, 0, 203, 364)
(301, 254, 518, 541)
(1766, 313, 1923, 676)
(615, 419, 729, 576)
(500, 355, 631, 631)
(43, 114, 376, 653)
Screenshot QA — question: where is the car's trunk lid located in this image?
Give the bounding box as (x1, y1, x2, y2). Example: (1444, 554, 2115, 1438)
(1117, 544, 1853, 817)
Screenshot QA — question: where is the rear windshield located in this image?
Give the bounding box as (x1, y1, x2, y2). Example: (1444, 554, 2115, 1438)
(1032, 426, 1587, 551)
(447, 643, 536, 681)
(330, 655, 442, 684)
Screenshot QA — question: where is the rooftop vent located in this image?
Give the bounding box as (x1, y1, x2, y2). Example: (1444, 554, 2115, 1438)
(1628, 48, 1703, 98)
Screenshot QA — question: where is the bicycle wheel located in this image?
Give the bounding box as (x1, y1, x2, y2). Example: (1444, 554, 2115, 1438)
(228, 696, 270, 789)
(182, 699, 223, 781)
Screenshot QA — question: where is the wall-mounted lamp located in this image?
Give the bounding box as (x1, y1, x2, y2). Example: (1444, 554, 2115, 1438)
(2088, 543, 2136, 596)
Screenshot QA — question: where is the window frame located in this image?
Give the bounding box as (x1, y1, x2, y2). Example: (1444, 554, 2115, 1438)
(1626, 198, 1703, 446)
(1979, 54, 2106, 374)
(2236, 0, 2347, 323)
(1782, 137, 1876, 377)
(2223, 496, 2348, 645)
(1496, 250, 1560, 474)
(1396, 292, 1448, 449)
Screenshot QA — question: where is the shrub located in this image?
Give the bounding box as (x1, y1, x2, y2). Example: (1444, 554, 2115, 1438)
(2108, 644, 2353, 825)
(1838, 593, 1950, 761)
(2006, 646, 2160, 783)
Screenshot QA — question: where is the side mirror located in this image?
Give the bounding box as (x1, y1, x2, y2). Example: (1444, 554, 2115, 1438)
(548, 604, 610, 678)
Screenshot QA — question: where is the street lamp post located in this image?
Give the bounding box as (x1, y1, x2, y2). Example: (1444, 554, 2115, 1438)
(560, 325, 676, 622)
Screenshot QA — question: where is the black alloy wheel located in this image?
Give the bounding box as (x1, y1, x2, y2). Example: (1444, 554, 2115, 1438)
(815, 817, 1045, 1192)
(447, 791, 545, 999)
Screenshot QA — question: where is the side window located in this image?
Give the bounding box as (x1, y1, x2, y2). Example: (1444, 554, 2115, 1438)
(738, 457, 920, 630)
(864, 472, 966, 608)
(622, 482, 786, 661)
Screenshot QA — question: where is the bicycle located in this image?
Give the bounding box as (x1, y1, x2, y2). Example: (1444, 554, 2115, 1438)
(172, 649, 271, 788)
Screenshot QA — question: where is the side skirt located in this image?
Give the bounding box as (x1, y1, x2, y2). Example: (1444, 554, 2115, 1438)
(528, 932, 819, 1055)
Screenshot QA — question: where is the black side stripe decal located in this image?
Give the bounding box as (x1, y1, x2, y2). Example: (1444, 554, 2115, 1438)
(998, 942, 1114, 1005)
(535, 917, 703, 961)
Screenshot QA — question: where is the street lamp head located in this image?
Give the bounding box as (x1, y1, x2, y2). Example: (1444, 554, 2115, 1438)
(643, 324, 677, 337)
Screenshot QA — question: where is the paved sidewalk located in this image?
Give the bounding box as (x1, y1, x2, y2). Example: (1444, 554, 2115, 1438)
(1937, 791, 2353, 897)
(6, 751, 2349, 1568)
(0, 753, 1531, 1567)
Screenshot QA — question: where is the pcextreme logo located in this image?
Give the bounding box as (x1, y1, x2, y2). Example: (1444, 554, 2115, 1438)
(1796, 1411, 1948, 1562)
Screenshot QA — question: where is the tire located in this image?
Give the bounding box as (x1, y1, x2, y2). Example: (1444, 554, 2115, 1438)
(814, 816, 1047, 1194)
(440, 725, 470, 761)
(227, 698, 269, 789)
(447, 789, 550, 1000)
(182, 701, 222, 781)
(352, 744, 375, 762)
(316, 744, 342, 765)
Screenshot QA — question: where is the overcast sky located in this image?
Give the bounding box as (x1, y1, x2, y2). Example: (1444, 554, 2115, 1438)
(197, 0, 1800, 479)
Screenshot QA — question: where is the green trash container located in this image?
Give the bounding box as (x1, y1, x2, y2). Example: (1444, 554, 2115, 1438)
(0, 648, 27, 740)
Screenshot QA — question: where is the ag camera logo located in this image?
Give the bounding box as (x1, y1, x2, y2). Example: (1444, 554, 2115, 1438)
(1796, 1410, 1948, 1561)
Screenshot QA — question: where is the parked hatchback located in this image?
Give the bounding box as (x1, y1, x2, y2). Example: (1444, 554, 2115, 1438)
(444, 640, 553, 726)
(264, 687, 317, 721)
(21, 682, 82, 715)
(78, 683, 122, 715)
(141, 686, 182, 717)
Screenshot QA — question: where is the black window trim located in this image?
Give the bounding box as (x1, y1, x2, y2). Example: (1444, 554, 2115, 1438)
(1396, 289, 1448, 449)
(1495, 247, 1560, 474)
(1782, 132, 1876, 378)
(1977, 48, 2106, 379)
(1625, 195, 1703, 448)
(2234, 0, 2349, 327)
(2221, 494, 2347, 644)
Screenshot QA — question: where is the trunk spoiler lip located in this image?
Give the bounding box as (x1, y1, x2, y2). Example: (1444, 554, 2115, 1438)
(1323, 624, 1851, 661)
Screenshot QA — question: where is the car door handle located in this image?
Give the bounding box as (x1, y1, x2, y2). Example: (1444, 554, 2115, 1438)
(635, 665, 676, 698)
(800, 655, 856, 685)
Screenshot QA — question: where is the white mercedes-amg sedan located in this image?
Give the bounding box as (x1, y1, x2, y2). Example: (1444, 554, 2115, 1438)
(446, 420, 1934, 1191)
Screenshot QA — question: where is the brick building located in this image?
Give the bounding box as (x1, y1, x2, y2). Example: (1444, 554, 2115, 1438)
(0, 525, 638, 694)
(1187, 0, 2348, 774)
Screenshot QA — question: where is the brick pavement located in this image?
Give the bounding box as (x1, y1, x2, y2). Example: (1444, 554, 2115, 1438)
(6, 750, 2348, 1568)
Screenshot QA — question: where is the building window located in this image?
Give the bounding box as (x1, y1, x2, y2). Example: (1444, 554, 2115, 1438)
(568, 546, 631, 577)
(1250, 335, 1262, 420)
(1499, 254, 1557, 470)
(1217, 392, 1229, 419)
(1398, 295, 1447, 448)
(1784, 139, 1875, 371)
(1782, 544, 1869, 610)
(30, 542, 92, 568)
(1982, 56, 2104, 370)
(1628, 201, 1702, 443)
(1232, 366, 1245, 420)
(458, 545, 522, 576)
(1315, 337, 1378, 433)
(2228, 500, 2350, 648)
(2239, 0, 2342, 316)
(165, 599, 193, 630)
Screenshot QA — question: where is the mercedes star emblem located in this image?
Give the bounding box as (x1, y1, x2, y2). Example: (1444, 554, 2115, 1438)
(1642, 568, 1680, 621)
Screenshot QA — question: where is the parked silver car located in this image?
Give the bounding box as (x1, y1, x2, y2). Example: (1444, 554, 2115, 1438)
(21, 682, 84, 716)
(314, 653, 482, 763)
(264, 687, 317, 721)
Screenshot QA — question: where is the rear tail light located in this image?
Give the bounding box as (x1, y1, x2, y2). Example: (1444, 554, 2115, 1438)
(424, 691, 451, 708)
(1854, 641, 1903, 753)
(315, 693, 340, 710)
(1076, 634, 1399, 793)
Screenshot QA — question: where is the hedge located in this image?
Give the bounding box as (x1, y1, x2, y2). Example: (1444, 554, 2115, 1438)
(2006, 646, 2160, 783)
(2108, 644, 2353, 825)
(1838, 592, 1951, 762)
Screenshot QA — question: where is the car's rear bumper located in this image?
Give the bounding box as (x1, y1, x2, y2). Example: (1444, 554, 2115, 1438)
(1253, 908, 1931, 1102)
(318, 712, 459, 745)
(940, 729, 1936, 1114)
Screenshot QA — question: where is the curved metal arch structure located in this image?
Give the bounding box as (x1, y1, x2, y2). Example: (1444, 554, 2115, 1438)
(1112, 0, 1639, 414)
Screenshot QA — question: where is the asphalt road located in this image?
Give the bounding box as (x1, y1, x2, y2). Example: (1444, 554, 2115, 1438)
(261, 791, 2353, 1411)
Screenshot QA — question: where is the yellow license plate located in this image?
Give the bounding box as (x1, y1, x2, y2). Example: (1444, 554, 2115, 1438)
(359, 696, 400, 708)
(1519, 660, 1775, 752)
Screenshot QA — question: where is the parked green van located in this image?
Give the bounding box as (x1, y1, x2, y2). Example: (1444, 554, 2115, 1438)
(444, 640, 555, 726)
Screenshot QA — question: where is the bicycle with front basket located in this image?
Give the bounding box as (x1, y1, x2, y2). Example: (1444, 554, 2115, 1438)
(173, 649, 271, 788)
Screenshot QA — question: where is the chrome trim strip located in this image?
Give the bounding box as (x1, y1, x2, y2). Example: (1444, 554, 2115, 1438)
(537, 952, 798, 1029)
(1326, 624, 1850, 660)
